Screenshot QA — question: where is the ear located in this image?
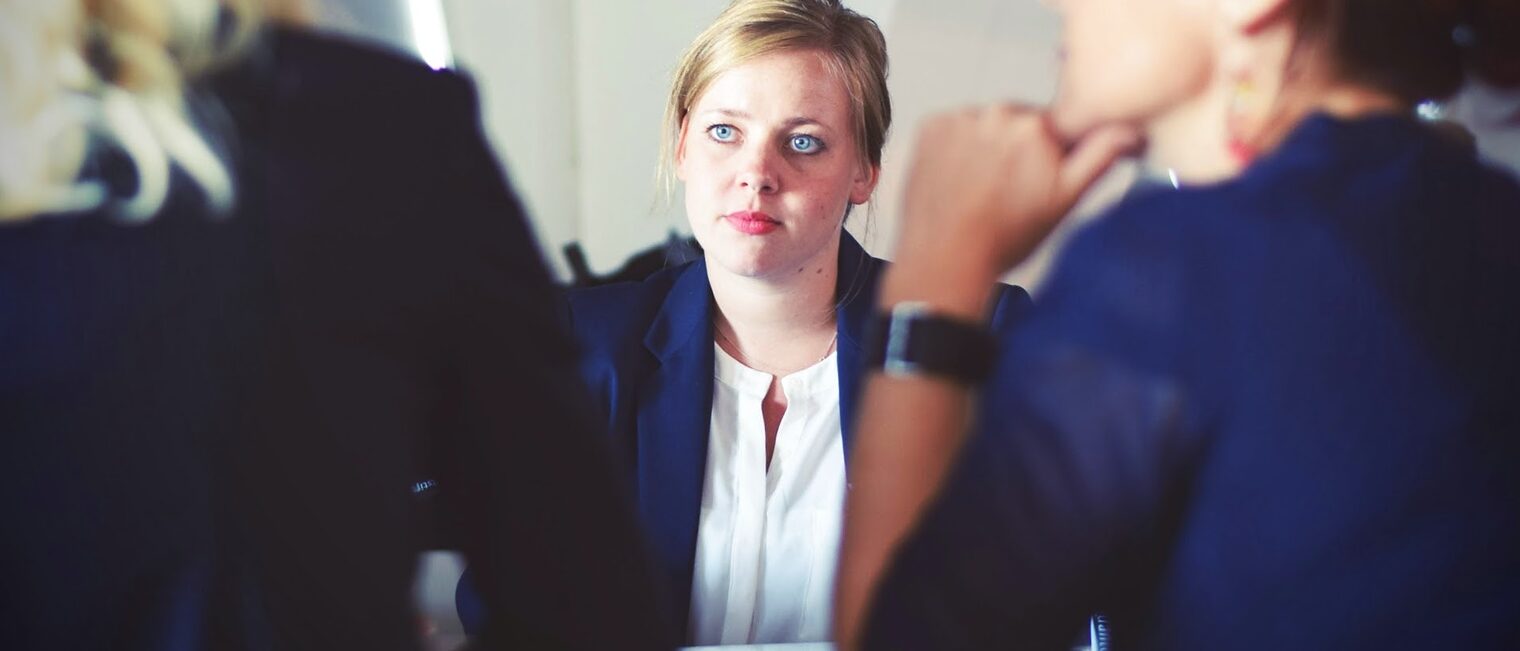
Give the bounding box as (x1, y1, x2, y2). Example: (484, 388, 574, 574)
(675, 116, 692, 182)
(848, 161, 881, 205)
(1218, 0, 1294, 34)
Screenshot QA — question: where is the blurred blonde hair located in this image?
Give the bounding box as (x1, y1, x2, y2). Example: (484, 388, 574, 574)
(658, 0, 891, 199)
(0, 0, 279, 223)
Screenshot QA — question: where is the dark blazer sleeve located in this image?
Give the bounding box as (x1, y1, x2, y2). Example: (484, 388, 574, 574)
(861, 205, 1200, 650)
(424, 71, 674, 651)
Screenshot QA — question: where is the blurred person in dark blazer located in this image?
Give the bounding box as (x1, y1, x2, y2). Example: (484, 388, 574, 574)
(0, 1, 672, 649)
(835, 0, 1520, 649)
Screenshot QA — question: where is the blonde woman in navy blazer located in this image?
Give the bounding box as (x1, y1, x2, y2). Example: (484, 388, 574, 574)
(457, 0, 1028, 645)
(577, 3, 1035, 643)
(568, 229, 1028, 640)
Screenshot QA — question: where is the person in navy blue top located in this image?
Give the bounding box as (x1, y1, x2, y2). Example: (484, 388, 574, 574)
(835, 0, 1520, 649)
(0, 7, 672, 651)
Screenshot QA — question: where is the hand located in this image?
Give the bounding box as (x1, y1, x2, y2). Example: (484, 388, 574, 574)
(894, 105, 1140, 281)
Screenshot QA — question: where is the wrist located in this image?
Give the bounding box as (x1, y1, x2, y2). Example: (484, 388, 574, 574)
(865, 300, 998, 384)
(880, 249, 1002, 322)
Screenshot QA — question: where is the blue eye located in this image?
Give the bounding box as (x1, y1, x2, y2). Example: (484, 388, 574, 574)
(708, 124, 737, 142)
(789, 134, 823, 154)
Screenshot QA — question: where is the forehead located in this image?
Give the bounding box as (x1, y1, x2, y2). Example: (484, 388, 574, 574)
(691, 49, 852, 127)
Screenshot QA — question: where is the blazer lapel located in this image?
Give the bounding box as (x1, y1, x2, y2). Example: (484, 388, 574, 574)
(834, 233, 883, 461)
(636, 260, 716, 630)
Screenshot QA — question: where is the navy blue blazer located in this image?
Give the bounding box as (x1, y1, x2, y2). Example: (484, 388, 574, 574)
(458, 233, 1031, 637)
(566, 233, 1029, 633)
(864, 114, 1520, 649)
(1, 28, 672, 651)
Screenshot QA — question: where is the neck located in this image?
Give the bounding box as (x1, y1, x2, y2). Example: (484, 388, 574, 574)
(708, 235, 841, 377)
(1147, 79, 1403, 183)
(1146, 78, 1240, 184)
(1244, 28, 1408, 158)
(1297, 83, 1407, 125)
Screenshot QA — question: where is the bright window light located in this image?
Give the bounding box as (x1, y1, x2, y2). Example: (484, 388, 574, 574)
(407, 0, 454, 70)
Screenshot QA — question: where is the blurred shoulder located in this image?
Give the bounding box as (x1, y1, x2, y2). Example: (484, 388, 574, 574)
(268, 26, 474, 103)
(1055, 170, 1280, 282)
(209, 25, 478, 125)
(1009, 183, 1225, 366)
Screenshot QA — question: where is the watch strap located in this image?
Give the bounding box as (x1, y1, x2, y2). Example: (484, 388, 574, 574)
(863, 301, 997, 384)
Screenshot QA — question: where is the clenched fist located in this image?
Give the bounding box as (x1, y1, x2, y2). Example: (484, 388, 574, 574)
(894, 105, 1139, 284)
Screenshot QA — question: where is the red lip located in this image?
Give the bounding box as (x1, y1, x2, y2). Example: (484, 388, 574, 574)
(723, 210, 780, 235)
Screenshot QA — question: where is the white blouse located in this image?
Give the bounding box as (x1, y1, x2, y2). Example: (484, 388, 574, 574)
(687, 344, 847, 646)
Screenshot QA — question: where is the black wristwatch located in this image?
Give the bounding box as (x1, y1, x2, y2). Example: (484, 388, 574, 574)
(864, 301, 997, 385)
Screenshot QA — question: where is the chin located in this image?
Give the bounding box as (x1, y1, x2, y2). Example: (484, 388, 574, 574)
(1049, 93, 1102, 142)
(712, 256, 783, 280)
(705, 240, 786, 279)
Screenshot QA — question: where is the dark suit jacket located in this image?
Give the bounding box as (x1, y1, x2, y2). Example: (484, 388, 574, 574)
(457, 233, 1032, 637)
(865, 114, 1520, 649)
(0, 28, 671, 651)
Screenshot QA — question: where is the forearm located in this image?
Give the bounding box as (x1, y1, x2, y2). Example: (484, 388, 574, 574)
(834, 259, 999, 649)
(834, 104, 1136, 649)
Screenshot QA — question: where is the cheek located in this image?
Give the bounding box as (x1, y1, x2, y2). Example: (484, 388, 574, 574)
(683, 176, 716, 224)
(681, 151, 726, 207)
(792, 173, 853, 225)
(1053, 5, 1214, 134)
(682, 172, 720, 238)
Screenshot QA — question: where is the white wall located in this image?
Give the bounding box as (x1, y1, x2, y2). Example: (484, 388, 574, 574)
(440, 0, 580, 278)
(566, 1, 730, 274)
(442, 0, 745, 278)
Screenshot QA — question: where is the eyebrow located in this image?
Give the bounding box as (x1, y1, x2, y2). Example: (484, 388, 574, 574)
(698, 108, 829, 130)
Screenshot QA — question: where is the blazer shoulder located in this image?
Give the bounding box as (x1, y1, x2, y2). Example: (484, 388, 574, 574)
(222, 26, 477, 119)
(286, 27, 463, 87)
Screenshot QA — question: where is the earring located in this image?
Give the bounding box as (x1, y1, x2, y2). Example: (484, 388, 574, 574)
(1226, 80, 1262, 165)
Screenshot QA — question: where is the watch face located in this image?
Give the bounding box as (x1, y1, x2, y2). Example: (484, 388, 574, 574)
(882, 302, 931, 377)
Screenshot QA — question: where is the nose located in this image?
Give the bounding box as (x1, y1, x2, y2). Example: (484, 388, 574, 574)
(735, 143, 779, 195)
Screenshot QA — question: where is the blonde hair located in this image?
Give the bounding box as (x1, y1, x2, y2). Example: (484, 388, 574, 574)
(659, 0, 891, 198)
(0, 0, 269, 223)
